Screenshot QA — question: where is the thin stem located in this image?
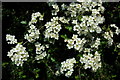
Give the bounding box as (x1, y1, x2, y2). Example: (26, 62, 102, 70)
(23, 41, 28, 45)
(44, 61, 54, 75)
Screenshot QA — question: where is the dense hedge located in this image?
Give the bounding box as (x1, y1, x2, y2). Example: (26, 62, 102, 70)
(2, 2, 120, 80)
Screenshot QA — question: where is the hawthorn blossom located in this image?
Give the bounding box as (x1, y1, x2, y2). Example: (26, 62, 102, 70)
(55, 58, 76, 77)
(80, 51, 101, 72)
(6, 34, 17, 44)
(65, 34, 86, 52)
(35, 42, 49, 60)
(24, 25, 40, 42)
(7, 43, 29, 66)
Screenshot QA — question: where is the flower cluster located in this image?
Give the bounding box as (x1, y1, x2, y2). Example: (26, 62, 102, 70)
(84, 48, 91, 53)
(59, 17, 69, 24)
(103, 24, 120, 46)
(44, 17, 62, 40)
(65, 34, 86, 52)
(7, 43, 29, 66)
(24, 12, 43, 42)
(73, 9, 104, 36)
(24, 25, 40, 42)
(51, 4, 59, 15)
(29, 12, 43, 25)
(35, 42, 49, 60)
(6, 34, 17, 44)
(80, 51, 101, 72)
(67, 3, 82, 17)
(104, 30, 113, 46)
(110, 24, 120, 35)
(55, 58, 76, 77)
(91, 38, 101, 49)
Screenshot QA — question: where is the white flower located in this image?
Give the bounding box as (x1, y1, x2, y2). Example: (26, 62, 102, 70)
(96, 27, 102, 33)
(104, 31, 114, 46)
(59, 17, 69, 24)
(65, 34, 86, 52)
(73, 25, 80, 31)
(72, 20, 78, 24)
(110, 24, 117, 28)
(65, 71, 73, 77)
(55, 70, 60, 76)
(80, 51, 101, 72)
(74, 44, 81, 50)
(117, 43, 120, 48)
(98, 6, 105, 13)
(92, 9, 99, 15)
(115, 29, 120, 35)
(35, 52, 47, 60)
(91, 38, 100, 49)
(44, 17, 62, 40)
(24, 25, 40, 42)
(110, 24, 120, 35)
(84, 48, 91, 53)
(72, 34, 78, 40)
(6, 34, 17, 44)
(68, 39, 74, 45)
(108, 38, 113, 46)
(35, 42, 49, 60)
(52, 4, 59, 15)
(7, 43, 29, 66)
(67, 44, 74, 49)
(29, 12, 43, 25)
(58, 58, 76, 77)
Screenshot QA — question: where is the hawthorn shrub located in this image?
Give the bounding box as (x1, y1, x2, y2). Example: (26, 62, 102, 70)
(2, 1, 120, 80)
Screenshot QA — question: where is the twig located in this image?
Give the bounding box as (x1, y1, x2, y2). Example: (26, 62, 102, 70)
(23, 41, 28, 45)
(44, 61, 55, 75)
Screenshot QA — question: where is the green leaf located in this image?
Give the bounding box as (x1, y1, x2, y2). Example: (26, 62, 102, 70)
(20, 21, 27, 24)
(118, 52, 120, 55)
(34, 68, 40, 73)
(75, 75, 79, 80)
(2, 62, 9, 67)
(112, 75, 116, 78)
(81, 73, 85, 76)
(51, 57, 55, 62)
(19, 72, 23, 75)
(60, 34, 68, 39)
(77, 54, 82, 57)
(35, 74, 39, 78)
(65, 26, 72, 32)
(22, 75, 26, 78)
(100, 41, 107, 45)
